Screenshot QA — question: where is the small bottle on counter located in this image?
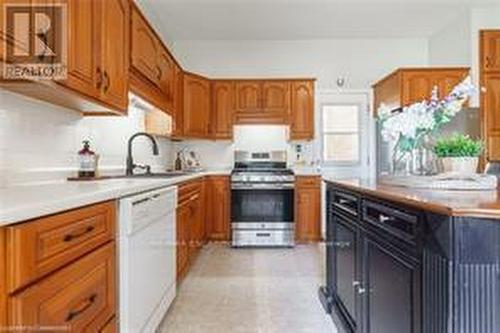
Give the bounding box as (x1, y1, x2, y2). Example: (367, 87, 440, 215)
(78, 140, 97, 178)
(174, 152, 183, 171)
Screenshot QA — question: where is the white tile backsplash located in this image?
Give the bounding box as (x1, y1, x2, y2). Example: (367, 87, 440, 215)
(0, 90, 172, 185)
(0, 90, 317, 186)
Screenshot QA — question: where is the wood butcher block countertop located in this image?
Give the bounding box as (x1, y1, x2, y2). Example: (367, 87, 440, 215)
(323, 177, 500, 219)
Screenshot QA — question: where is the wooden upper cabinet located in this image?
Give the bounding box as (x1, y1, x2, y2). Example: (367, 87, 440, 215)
(482, 73, 500, 160)
(0, 0, 33, 63)
(234, 80, 290, 124)
(481, 30, 500, 73)
(131, 9, 160, 86)
(172, 66, 184, 138)
(373, 68, 469, 115)
(130, 4, 179, 115)
(480, 31, 500, 161)
(235, 81, 261, 113)
(290, 80, 315, 140)
(158, 50, 175, 109)
(401, 72, 434, 104)
(211, 81, 234, 139)
(61, 0, 101, 99)
(99, 0, 129, 111)
(262, 81, 290, 117)
(57, 0, 129, 113)
(183, 73, 211, 138)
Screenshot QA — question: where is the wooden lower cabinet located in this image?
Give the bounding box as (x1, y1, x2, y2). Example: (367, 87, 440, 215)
(9, 243, 115, 332)
(0, 202, 117, 332)
(295, 176, 321, 242)
(100, 316, 117, 333)
(205, 176, 231, 242)
(176, 179, 205, 281)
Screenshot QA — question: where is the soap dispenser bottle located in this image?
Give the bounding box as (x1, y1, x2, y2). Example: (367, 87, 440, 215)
(78, 140, 96, 178)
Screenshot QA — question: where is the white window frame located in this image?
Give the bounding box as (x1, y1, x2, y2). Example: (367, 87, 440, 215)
(321, 102, 363, 167)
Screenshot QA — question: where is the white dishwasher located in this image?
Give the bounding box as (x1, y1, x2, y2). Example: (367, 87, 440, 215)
(118, 186, 177, 333)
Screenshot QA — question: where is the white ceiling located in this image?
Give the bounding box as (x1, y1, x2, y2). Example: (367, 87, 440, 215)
(137, 0, 498, 41)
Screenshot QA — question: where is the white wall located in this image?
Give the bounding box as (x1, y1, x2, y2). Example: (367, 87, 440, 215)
(427, 5, 500, 106)
(428, 9, 472, 67)
(171, 38, 429, 90)
(169, 38, 428, 174)
(0, 90, 173, 186)
(173, 125, 317, 169)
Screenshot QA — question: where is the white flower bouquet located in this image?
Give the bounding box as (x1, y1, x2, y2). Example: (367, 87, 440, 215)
(378, 76, 477, 174)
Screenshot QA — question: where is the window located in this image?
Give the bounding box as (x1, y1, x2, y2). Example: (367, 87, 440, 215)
(322, 105, 360, 164)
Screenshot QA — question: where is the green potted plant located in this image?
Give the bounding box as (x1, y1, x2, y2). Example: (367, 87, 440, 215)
(434, 134, 483, 174)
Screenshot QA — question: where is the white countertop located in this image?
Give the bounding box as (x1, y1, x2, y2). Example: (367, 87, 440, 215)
(0, 170, 231, 227)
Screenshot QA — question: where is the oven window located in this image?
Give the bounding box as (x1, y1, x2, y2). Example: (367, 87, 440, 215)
(231, 189, 294, 222)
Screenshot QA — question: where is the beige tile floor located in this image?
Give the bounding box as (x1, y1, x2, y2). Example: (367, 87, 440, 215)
(158, 243, 338, 333)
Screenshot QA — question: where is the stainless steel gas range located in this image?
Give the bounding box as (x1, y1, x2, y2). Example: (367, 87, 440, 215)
(231, 151, 295, 247)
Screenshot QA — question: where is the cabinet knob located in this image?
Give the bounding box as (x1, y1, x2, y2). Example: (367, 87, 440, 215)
(96, 67, 103, 89)
(103, 71, 110, 93)
(357, 287, 367, 294)
(485, 56, 491, 68)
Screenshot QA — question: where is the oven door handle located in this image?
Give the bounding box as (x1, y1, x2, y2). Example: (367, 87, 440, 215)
(231, 183, 295, 190)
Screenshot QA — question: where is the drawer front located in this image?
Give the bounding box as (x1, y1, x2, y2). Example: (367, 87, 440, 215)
(178, 179, 203, 204)
(6, 201, 115, 293)
(362, 199, 419, 244)
(9, 243, 115, 332)
(296, 176, 321, 188)
(332, 190, 359, 218)
(100, 316, 117, 333)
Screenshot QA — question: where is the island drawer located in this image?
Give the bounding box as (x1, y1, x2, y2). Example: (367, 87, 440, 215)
(331, 190, 359, 218)
(6, 201, 115, 293)
(362, 199, 419, 244)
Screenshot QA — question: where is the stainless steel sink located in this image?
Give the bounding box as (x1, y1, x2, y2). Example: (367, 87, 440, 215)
(101, 171, 195, 180)
(127, 171, 193, 178)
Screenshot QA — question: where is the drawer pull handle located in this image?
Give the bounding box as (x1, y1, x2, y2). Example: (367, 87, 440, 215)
(338, 199, 351, 205)
(379, 215, 394, 223)
(63, 226, 95, 242)
(333, 241, 351, 249)
(256, 233, 271, 237)
(65, 293, 97, 322)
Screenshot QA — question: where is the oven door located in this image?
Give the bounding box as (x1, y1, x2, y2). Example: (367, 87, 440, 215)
(231, 183, 294, 224)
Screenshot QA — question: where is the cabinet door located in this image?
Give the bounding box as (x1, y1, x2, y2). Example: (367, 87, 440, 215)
(290, 81, 315, 140)
(131, 9, 159, 86)
(158, 49, 175, 112)
(481, 30, 500, 73)
(9, 244, 115, 332)
(100, 0, 129, 112)
(211, 81, 234, 139)
(483, 73, 500, 160)
(183, 73, 211, 138)
(205, 176, 231, 241)
(365, 238, 420, 333)
(295, 177, 321, 242)
(172, 66, 184, 138)
(176, 201, 190, 280)
(402, 72, 434, 106)
(333, 217, 360, 331)
(61, 0, 101, 99)
(262, 81, 290, 121)
(434, 72, 468, 99)
(0, 0, 33, 63)
(235, 81, 261, 113)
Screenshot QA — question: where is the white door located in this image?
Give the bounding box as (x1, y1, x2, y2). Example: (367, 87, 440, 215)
(316, 91, 374, 179)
